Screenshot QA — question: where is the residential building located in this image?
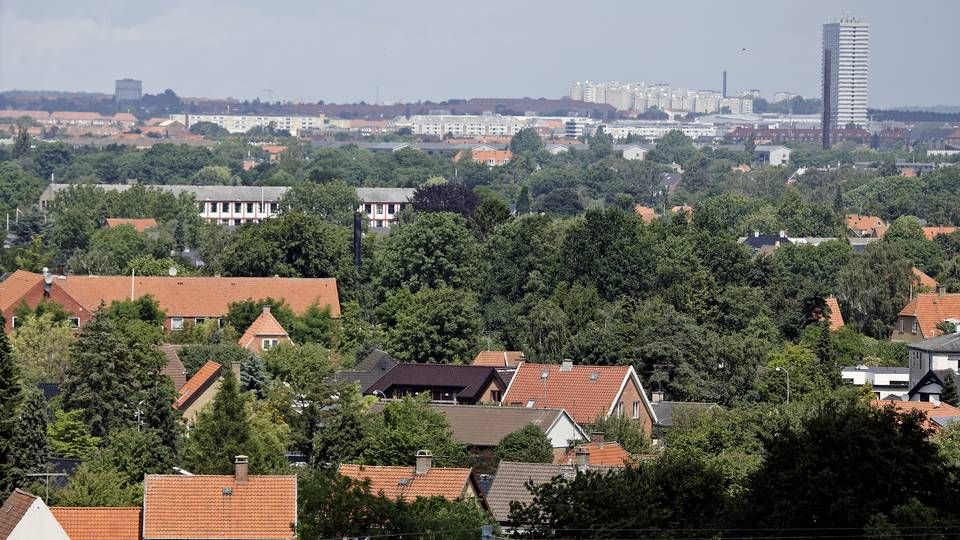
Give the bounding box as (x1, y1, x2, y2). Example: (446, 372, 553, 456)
(331, 349, 398, 393)
(397, 114, 533, 137)
(649, 401, 720, 445)
(614, 143, 651, 160)
(0, 270, 341, 333)
(913, 267, 939, 291)
(356, 187, 416, 229)
(893, 291, 960, 342)
(846, 214, 887, 238)
(486, 461, 616, 526)
(455, 149, 513, 166)
(906, 333, 960, 402)
(114, 78, 142, 102)
(773, 92, 800, 103)
(339, 451, 484, 505)
(923, 226, 958, 241)
(0, 489, 70, 540)
(173, 361, 240, 423)
(104, 217, 158, 233)
(754, 145, 791, 166)
(365, 364, 507, 405)
(170, 113, 327, 137)
(238, 305, 291, 355)
(501, 361, 657, 430)
(823, 17, 870, 128)
(50, 507, 141, 540)
(159, 344, 187, 389)
(871, 400, 960, 431)
(142, 456, 297, 539)
(820, 296, 845, 331)
(471, 350, 525, 385)
(840, 365, 911, 399)
(554, 437, 635, 467)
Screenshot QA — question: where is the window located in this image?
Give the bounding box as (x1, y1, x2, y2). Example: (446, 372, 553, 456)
(10, 316, 16, 329)
(490, 390, 502, 402)
(262, 338, 280, 350)
(365, 204, 372, 214)
(525, 399, 536, 408)
(234, 202, 242, 212)
(171, 317, 184, 331)
(615, 401, 624, 416)
(246, 202, 254, 213)
(195, 318, 206, 325)
(388, 204, 396, 214)
(842, 377, 854, 384)
(899, 318, 904, 333)
(229, 219, 236, 226)
(69, 317, 81, 329)
(213, 202, 220, 212)
(912, 320, 918, 334)
(632, 401, 640, 419)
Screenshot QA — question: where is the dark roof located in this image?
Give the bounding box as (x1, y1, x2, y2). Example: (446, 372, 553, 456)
(0, 489, 37, 538)
(355, 349, 399, 372)
(660, 172, 682, 188)
(486, 462, 614, 524)
(909, 333, 960, 354)
(365, 364, 505, 402)
(367, 402, 587, 447)
(651, 401, 720, 427)
(331, 349, 398, 393)
(38, 382, 61, 401)
(740, 233, 792, 250)
(907, 369, 947, 399)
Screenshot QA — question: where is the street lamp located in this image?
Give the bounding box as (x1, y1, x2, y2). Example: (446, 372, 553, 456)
(775, 367, 791, 404)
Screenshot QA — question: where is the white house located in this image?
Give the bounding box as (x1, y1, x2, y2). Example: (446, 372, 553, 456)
(755, 145, 792, 166)
(906, 333, 960, 401)
(356, 187, 417, 229)
(0, 490, 70, 540)
(841, 365, 911, 399)
(614, 144, 651, 161)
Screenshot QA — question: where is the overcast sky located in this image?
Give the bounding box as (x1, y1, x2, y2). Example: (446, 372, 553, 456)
(1, 0, 956, 107)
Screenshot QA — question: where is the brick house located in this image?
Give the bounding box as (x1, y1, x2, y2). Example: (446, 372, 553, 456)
(0, 270, 340, 334)
(173, 361, 240, 423)
(0, 489, 70, 540)
(104, 218, 158, 233)
(238, 306, 291, 355)
(501, 361, 658, 433)
(892, 291, 960, 342)
(339, 450, 485, 507)
(846, 214, 888, 238)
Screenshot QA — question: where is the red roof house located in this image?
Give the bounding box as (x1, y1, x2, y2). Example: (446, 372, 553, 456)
(339, 451, 483, 506)
(50, 507, 141, 540)
(471, 351, 525, 368)
(893, 292, 960, 342)
(238, 306, 291, 355)
(104, 217, 158, 233)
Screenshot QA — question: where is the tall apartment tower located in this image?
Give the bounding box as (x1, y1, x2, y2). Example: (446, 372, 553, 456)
(822, 17, 869, 129)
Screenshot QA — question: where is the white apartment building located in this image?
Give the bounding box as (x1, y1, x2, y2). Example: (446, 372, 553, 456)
(602, 121, 718, 140)
(170, 113, 327, 136)
(823, 17, 870, 128)
(396, 115, 534, 137)
(569, 81, 752, 116)
(356, 187, 417, 229)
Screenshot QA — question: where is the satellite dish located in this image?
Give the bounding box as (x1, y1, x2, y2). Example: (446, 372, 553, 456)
(168, 266, 178, 277)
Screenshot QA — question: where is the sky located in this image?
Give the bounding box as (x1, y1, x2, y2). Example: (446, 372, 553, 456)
(0, 0, 956, 108)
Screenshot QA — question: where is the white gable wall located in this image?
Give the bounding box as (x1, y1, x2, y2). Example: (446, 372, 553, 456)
(8, 498, 70, 540)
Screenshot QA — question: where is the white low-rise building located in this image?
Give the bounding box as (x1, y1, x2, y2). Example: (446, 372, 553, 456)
(170, 113, 327, 136)
(357, 187, 417, 229)
(755, 145, 792, 166)
(841, 365, 910, 399)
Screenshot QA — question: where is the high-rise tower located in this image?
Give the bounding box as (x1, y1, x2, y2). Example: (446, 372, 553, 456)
(822, 17, 870, 129)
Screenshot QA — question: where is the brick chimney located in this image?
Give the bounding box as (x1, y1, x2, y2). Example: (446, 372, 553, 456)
(234, 455, 248, 483)
(590, 431, 605, 444)
(415, 449, 433, 475)
(574, 448, 589, 473)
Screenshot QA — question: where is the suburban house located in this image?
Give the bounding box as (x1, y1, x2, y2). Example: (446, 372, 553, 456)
(614, 143, 651, 161)
(331, 349, 398, 393)
(846, 214, 888, 238)
(649, 401, 721, 445)
(554, 437, 634, 467)
(486, 461, 615, 526)
(356, 187, 417, 229)
(841, 365, 911, 399)
(159, 345, 188, 389)
(754, 145, 791, 166)
(454, 149, 513, 166)
(142, 456, 297, 539)
(339, 451, 484, 506)
(905, 333, 960, 402)
(471, 350, 525, 384)
(368, 402, 587, 465)
(0, 489, 70, 540)
(501, 361, 657, 431)
(174, 361, 240, 423)
(892, 291, 960, 342)
(51, 507, 141, 540)
(0, 269, 341, 333)
(871, 400, 960, 431)
(923, 226, 958, 240)
(816, 296, 845, 331)
(364, 364, 507, 405)
(104, 218, 158, 233)
(238, 306, 291, 355)
(913, 267, 939, 291)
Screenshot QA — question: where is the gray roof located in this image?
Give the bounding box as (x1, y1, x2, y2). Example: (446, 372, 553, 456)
(356, 187, 416, 203)
(755, 145, 790, 152)
(650, 401, 719, 427)
(841, 366, 910, 374)
(366, 402, 587, 447)
(909, 333, 960, 353)
(42, 183, 291, 202)
(486, 462, 615, 524)
(331, 349, 397, 393)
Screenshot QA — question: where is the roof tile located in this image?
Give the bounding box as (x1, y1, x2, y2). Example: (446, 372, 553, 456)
(51, 507, 141, 540)
(339, 463, 472, 501)
(173, 361, 221, 410)
(898, 293, 960, 339)
(104, 218, 158, 233)
(502, 363, 638, 424)
(239, 309, 289, 350)
(471, 351, 525, 368)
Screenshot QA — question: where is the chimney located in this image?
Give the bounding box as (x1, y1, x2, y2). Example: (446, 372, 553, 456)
(560, 360, 573, 372)
(590, 431, 605, 444)
(574, 448, 589, 473)
(651, 390, 665, 403)
(262, 305, 271, 314)
(234, 455, 248, 483)
(939, 286, 946, 299)
(231, 362, 242, 382)
(415, 449, 433, 475)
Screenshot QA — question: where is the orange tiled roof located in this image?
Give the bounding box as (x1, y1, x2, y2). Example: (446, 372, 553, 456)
(912, 267, 939, 290)
(898, 293, 960, 339)
(31, 272, 341, 318)
(112, 113, 138, 123)
(555, 442, 634, 467)
(633, 205, 658, 224)
(824, 296, 845, 330)
(871, 400, 960, 431)
(472, 351, 525, 368)
(338, 463, 472, 501)
(466, 149, 513, 164)
(239, 309, 289, 349)
(51, 111, 105, 121)
(923, 226, 957, 241)
(260, 145, 287, 154)
(143, 474, 297, 539)
(105, 217, 158, 233)
(51, 507, 141, 540)
(502, 363, 644, 424)
(0, 270, 42, 311)
(845, 214, 887, 237)
(173, 361, 221, 410)
(671, 204, 693, 215)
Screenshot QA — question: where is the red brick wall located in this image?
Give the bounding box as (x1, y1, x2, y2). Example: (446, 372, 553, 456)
(2, 281, 90, 333)
(616, 376, 654, 435)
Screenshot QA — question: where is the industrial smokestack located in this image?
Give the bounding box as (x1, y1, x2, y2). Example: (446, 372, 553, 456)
(722, 70, 727, 98)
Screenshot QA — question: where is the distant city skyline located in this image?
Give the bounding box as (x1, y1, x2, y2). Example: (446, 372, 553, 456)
(1, 0, 957, 108)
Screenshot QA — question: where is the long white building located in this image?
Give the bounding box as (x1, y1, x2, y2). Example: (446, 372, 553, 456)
(570, 81, 753, 115)
(822, 17, 870, 128)
(396, 114, 535, 137)
(169, 113, 328, 136)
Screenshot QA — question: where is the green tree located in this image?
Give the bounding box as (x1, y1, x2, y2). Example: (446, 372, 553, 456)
(361, 394, 466, 467)
(297, 468, 397, 539)
(101, 428, 174, 484)
(495, 424, 553, 463)
(311, 383, 368, 466)
(515, 185, 531, 215)
(470, 194, 512, 240)
(411, 184, 480, 217)
(54, 460, 141, 507)
(509, 128, 543, 154)
(590, 414, 652, 455)
(190, 164, 232, 185)
(837, 241, 913, 338)
(278, 180, 360, 226)
(379, 287, 481, 364)
(884, 215, 944, 274)
(10, 313, 74, 384)
(12, 126, 30, 159)
(290, 303, 339, 347)
(11, 390, 48, 483)
(47, 409, 101, 460)
(0, 314, 23, 498)
(943, 372, 960, 407)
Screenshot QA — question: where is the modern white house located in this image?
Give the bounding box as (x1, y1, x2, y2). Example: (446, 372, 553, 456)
(755, 145, 792, 166)
(841, 365, 911, 399)
(906, 333, 960, 402)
